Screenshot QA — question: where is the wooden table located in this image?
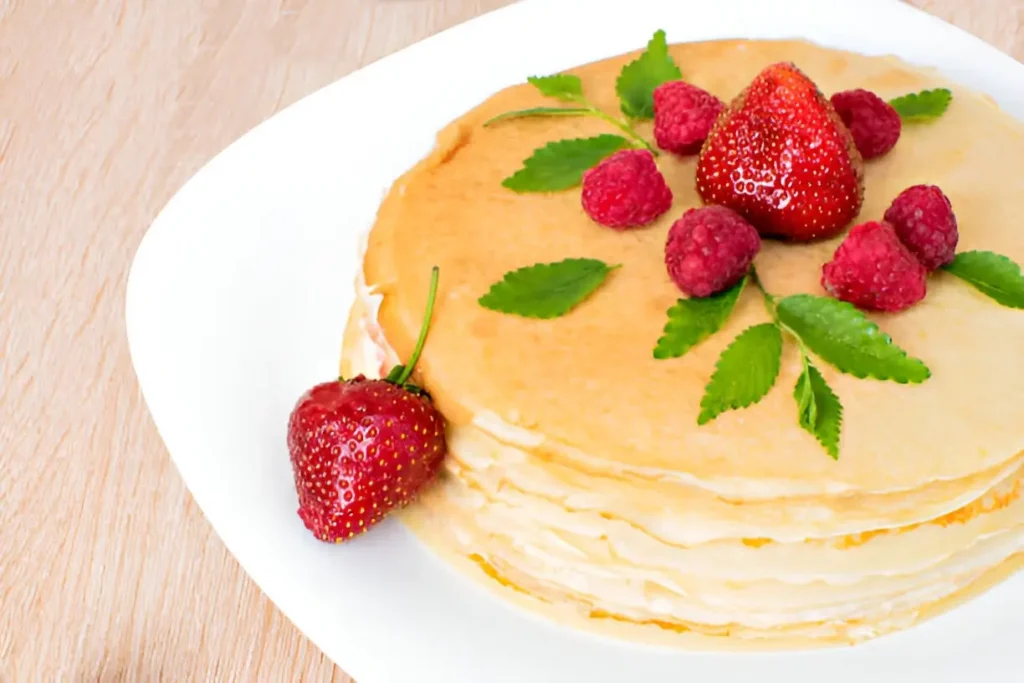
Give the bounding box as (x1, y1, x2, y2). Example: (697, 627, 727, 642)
(1, 1, 1019, 680)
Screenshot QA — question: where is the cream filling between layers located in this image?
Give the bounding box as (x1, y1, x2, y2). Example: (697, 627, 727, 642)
(350, 265, 1024, 634)
(353, 262, 1021, 503)
(353, 263, 1021, 536)
(423, 470, 1023, 630)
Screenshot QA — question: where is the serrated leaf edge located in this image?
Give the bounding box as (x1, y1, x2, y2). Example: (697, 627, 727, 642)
(527, 74, 584, 102)
(942, 250, 1024, 310)
(500, 134, 631, 192)
(477, 258, 618, 319)
(614, 29, 682, 120)
(652, 277, 747, 360)
(794, 364, 817, 430)
(697, 323, 783, 425)
(777, 295, 931, 384)
(793, 359, 843, 460)
(889, 87, 952, 121)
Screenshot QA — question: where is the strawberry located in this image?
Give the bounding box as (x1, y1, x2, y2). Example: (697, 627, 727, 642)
(287, 267, 447, 543)
(696, 62, 864, 241)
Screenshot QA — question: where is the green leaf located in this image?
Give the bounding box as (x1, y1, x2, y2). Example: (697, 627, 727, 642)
(483, 107, 592, 127)
(794, 360, 817, 428)
(889, 88, 952, 122)
(615, 29, 682, 119)
(942, 250, 1024, 309)
(776, 294, 930, 383)
(501, 134, 630, 192)
(698, 323, 783, 425)
(653, 277, 747, 360)
(478, 258, 619, 319)
(527, 74, 584, 102)
(793, 357, 843, 460)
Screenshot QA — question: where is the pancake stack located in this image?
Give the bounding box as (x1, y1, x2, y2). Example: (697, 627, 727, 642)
(341, 39, 1024, 648)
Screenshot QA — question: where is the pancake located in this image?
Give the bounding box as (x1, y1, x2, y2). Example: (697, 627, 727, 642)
(344, 38, 1024, 648)
(364, 39, 1024, 496)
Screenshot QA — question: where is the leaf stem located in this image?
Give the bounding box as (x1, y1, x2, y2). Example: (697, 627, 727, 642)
(487, 93, 659, 156)
(749, 266, 777, 317)
(750, 266, 812, 357)
(586, 106, 659, 155)
(393, 266, 439, 386)
(482, 107, 593, 127)
(566, 92, 657, 155)
(798, 345, 812, 374)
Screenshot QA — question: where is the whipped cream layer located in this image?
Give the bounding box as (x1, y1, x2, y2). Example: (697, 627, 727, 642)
(344, 38, 1024, 647)
(354, 261, 1023, 539)
(344, 277, 1024, 645)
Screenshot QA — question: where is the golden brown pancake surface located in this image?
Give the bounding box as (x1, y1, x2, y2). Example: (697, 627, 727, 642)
(364, 39, 1024, 495)
(349, 38, 1024, 649)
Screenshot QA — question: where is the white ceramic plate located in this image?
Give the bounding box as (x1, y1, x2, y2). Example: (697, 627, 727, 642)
(125, 0, 1024, 680)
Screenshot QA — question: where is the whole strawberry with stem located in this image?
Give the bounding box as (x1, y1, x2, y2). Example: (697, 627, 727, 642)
(287, 267, 447, 543)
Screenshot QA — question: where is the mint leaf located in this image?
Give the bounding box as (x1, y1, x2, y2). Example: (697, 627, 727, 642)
(776, 294, 930, 383)
(698, 323, 783, 425)
(501, 134, 630, 192)
(615, 29, 682, 119)
(794, 362, 816, 428)
(889, 88, 952, 122)
(527, 74, 584, 102)
(794, 357, 843, 460)
(942, 250, 1024, 309)
(653, 277, 747, 360)
(484, 107, 592, 127)
(478, 258, 618, 319)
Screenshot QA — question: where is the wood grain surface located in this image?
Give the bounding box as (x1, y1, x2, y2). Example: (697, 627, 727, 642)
(1, 1, 1020, 680)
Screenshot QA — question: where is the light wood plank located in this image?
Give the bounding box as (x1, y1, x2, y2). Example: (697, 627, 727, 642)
(0, 1, 1018, 680)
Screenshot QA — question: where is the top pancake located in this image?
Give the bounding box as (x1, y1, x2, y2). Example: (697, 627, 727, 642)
(362, 39, 1024, 496)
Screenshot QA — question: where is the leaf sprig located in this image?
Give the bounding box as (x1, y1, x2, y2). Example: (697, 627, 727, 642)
(616, 29, 683, 119)
(942, 250, 1024, 309)
(486, 30, 682, 193)
(698, 322, 782, 425)
(654, 277, 747, 359)
(469, 30, 1023, 463)
(889, 88, 952, 122)
(793, 356, 843, 460)
(501, 135, 631, 192)
(657, 268, 930, 459)
(484, 72, 656, 158)
(478, 258, 620, 319)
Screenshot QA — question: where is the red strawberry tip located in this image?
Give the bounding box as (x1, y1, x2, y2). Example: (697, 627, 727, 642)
(696, 61, 865, 242)
(286, 266, 447, 545)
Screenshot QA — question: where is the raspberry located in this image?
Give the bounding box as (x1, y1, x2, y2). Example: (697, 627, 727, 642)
(581, 149, 673, 229)
(665, 206, 761, 297)
(653, 81, 724, 155)
(821, 221, 927, 312)
(883, 184, 958, 270)
(830, 89, 902, 160)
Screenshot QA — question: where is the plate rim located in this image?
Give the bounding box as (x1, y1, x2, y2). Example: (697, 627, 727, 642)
(125, 1, 1024, 682)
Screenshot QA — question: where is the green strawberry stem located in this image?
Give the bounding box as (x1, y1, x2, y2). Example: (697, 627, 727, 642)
(386, 266, 440, 386)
